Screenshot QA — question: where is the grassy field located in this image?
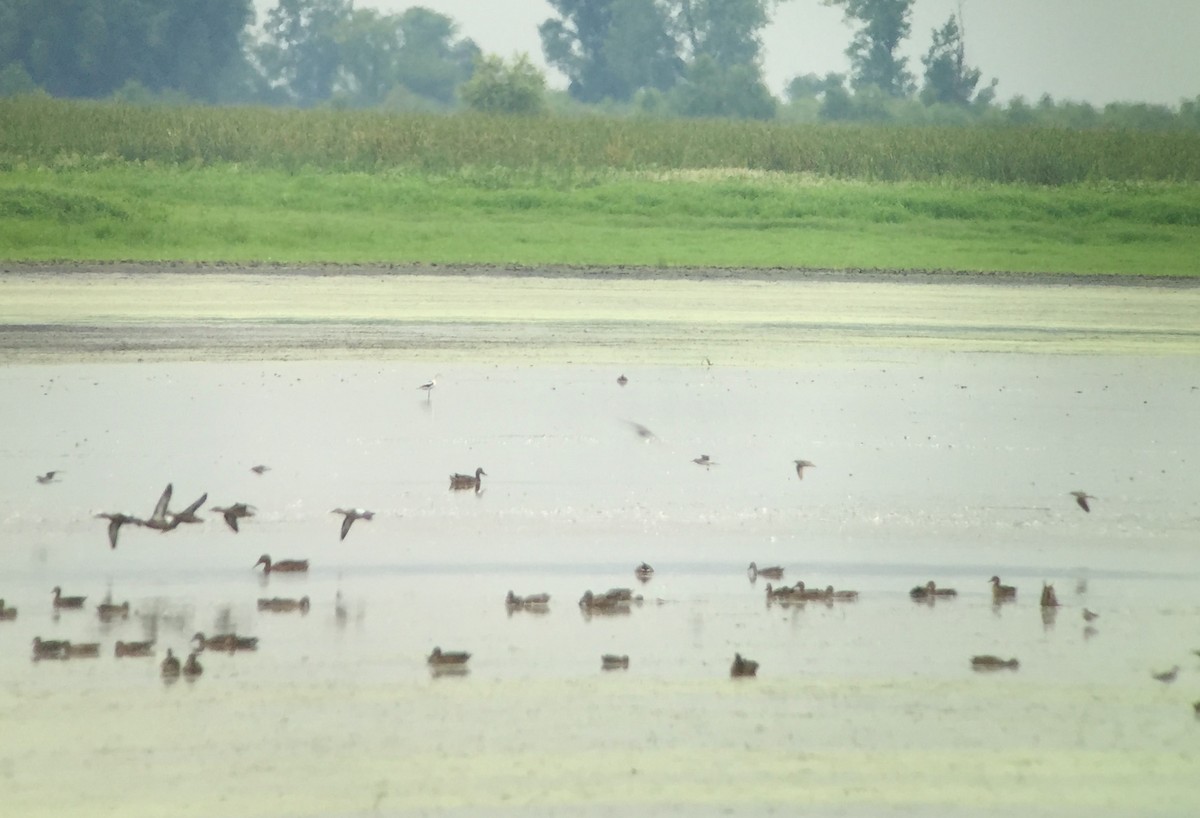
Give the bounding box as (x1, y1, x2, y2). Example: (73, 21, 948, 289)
(2, 98, 1199, 274)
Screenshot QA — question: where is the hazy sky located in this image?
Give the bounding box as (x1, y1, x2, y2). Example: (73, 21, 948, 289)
(254, 1, 1200, 106)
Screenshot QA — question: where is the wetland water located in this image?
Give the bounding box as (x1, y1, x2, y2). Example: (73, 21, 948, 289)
(1, 266, 1199, 817)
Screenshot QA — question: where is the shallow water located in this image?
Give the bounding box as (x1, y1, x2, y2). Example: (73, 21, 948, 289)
(2, 272, 1199, 816)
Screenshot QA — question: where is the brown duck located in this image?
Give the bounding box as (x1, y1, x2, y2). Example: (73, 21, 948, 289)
(989, 576, 1017, 602)
(254, 554, 309, 574)
(730, 653, 759, 677)
(52, 586, 86, 609)
(449, 468, 486, 491)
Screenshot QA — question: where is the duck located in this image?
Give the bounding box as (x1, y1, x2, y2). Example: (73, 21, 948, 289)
(449, 468, 486, 491)
(233, 635, 260, 652)
(36, 470, 63, 484)
(764, 582, 795, 602)
(824, 585, 859, 601)
(730, 653, 759, 677)
(1152, 665, 1180, 684)
(601, 654, 630, 670)
(793, 459, 816, 479)
(32, 637, 69, 660)
(97, 601, 130, 621)
(1082, 608, 1099, 622)
(427, 647, 470, 666)
(51, 586, 86, 609)
(96, 512, 143, 549)
(257, 596, 310, 614)
(635, 562, 654, 579)
(748, 562, 784, 580)
(616, 374, 628, 386)
(0, 599, 17, 621)
(971, 655, 1020, 670)
(182, 652, 203, 678)
(1070, 490, 1096, 513)
(506, 591, 550, 609)
(331, 508, 374, 540)
(692, 454, 716, 467)
(989, 576, 1017, 602)
(115, 640, 155, 658)
(143, 483, 208, 532)
(578, 590, 632, 613)
(65, 642, 100, 659)
(1039, 582, 1060, 608)
(161, 649, 181, 678)
(211, 503, 256, 533)
(254, 554, 309, 574)
(791, 581, 831, 601)
(911, 580, 957, 599)
(250, 464, 271, 475)
(167, 491, 208, 529)
(192, 632, 238, 652)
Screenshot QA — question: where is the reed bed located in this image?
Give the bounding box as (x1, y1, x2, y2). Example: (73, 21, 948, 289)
(4, 97, 1200, 184)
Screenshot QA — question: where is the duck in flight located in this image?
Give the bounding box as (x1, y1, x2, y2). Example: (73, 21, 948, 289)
(211, 503, 256, 533)
(794, 460, 816, 479)
(331, 508, 374, 541)
(36, 470, 63, 484)
(96, 512, 143, 549)
(1070, 491, 1096, 513)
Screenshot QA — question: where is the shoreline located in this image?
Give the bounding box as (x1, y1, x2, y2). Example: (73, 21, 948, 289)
(3, 260, 1199, 288)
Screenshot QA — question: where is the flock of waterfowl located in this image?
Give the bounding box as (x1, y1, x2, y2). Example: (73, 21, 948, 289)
(12, 374, 1197, 710)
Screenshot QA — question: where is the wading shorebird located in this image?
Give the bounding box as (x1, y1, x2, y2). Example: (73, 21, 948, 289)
(989, 576, 1017, 602)
(793, 460, 816, 480)
(418, 375, 439, 399)
(253, 554, 309, 574)
(331, 508, 374, 540)
(51, 586, 86, 609)
(1070, 491, 1096, 513)
(692, 454, 716, 467)
(730, 653, 759, 678)
(96, 512, 143, 549)
(211, 503, 256, 533)
(449, 468, 486, 492)
(36, 470, 63, 484)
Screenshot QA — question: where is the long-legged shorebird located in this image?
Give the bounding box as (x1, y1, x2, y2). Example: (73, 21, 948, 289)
(1070, 491, 1096, 513)
(418, 375, 439, 400)
(692, 454, 716, 467)
(212, 503, 256, 533)
(331, 508, 374, 541)
(96, 512, 143, 549)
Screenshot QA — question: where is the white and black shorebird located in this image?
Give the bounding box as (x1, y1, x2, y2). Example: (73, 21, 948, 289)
(1070, 491, 1096, 513)
(331, 508, 374, 541)
(793, 460, 816, 479)
(418, 375, 439, 399)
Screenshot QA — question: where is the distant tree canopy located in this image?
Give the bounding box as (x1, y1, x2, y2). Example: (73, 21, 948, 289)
(825, 0, 914, 98)
(540, 0, 780, 117)
(920, 14, 994, 107)
(0, 0, 253, 101)
(460, 53, 546, 116)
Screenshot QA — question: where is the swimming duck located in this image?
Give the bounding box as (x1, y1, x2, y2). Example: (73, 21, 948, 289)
(989, 576, 1017, 602)
(601, 654, 630, 670)
(506, 591, 550, 609)
(65, 642, 100, 659)
(183, 652, 203, 678)
(250, 464, 271, 475)
(971, 655, 1020, 670)
(96, 512, 143, 549)
(449, 468, 486, 491)
(32, 637, 69, 660)
(211, 503, 256, 533)
(1039, 582, 1060, 608)
(52, 586, 86, 609)
(791, 581, 832, 601)
(793, 460, 816, 479)
(331, 508, 374, 540)
(161, 649, 181, 678)
(257, 596, 311, 614)
(824, 585, 859, 601)
(233, 635, 260, 652)
(192, 632, 238, 652)
(97, 601, 130, 621)
(616, 374, 628, 386)
(427, 647, 470, 666)
(578, 590, 633, 613)
(692, 455, 716, 467)
(1082, 608, 1099, 622)
(730, 653, 759, 677)
(254, 554, 309, 574)
(764, 582, 795, 602)
(911, 580, 957, 599)
(635, 562, 654, 579)
(748, 562, 784, 580)
(36, 470, 63, 484)
(0, 599, 17, 621)
(1070, 491, 1096, 513)
(1152, 665, 1180, 684)
(115, 640, 155, 658)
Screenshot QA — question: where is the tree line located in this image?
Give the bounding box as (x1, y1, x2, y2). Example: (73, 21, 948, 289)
(1, 0, 1197, 130)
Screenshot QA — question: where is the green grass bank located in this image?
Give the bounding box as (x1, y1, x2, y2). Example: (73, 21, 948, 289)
(2, 98, 1199, 275)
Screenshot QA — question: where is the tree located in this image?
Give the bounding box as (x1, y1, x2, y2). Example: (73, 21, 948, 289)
(540, 0, 679, 103)
(920, 13, 994, 107)
(0, 0, 253, 100)
(825, 0, 914, 98)
(668, 54, 775, 119)
(460, 53, 546, 116)
(391, 8, 479, 105)
(257, 0, 352, 105)
(672, 0, 768, 70)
